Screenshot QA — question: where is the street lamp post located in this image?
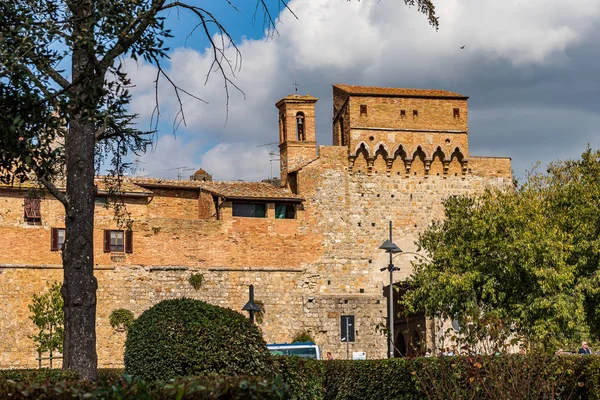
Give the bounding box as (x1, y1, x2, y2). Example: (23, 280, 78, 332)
(379, 221, 402, 359)
(242, 284, 261, 324)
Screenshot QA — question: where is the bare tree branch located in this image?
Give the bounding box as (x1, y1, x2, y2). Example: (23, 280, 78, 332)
(38, 176, 68, 207)
(160, 2, 245, 124)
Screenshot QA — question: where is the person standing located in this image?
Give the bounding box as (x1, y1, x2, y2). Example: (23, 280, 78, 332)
(326, 352, 334, 360)
(579, 341, 592, 355)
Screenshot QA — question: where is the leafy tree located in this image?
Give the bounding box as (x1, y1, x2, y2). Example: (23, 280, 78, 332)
(29, 281, 64, 365)
(292, 330, 315, 343)
(403, 148, 600, 351)
(0, 0, 437, 380)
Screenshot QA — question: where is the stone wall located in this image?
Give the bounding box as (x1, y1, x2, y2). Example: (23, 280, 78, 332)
(293, 146, 512, 359)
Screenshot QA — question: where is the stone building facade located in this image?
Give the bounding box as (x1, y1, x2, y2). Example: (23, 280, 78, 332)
(0, 84, 511, 367)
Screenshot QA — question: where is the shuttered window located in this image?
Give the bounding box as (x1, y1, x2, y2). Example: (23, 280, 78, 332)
(103, 230, 133, 253)
(50, 228, 65, 251)
(24, 197, 41, 225)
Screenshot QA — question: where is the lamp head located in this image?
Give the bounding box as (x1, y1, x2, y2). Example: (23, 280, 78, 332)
(379, 239, 402, 254)
(242, 301, 261, 312)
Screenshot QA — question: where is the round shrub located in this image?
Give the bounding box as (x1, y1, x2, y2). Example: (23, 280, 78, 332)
(124, 298, 273, 380)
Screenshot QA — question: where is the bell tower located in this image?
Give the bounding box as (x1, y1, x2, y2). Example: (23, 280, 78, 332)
(276, 94, 318, 190)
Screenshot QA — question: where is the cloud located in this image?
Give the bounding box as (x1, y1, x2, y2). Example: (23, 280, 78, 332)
(199, 143, 274, 182)
(133, 135, 201, 180)
(126, 0, 600, 181)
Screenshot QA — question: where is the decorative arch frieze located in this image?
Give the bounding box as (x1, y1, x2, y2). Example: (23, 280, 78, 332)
(448, 147, 465, 177)
(429, 146, 445, 177)
(372, 143, 389, 174)
(351, 141, 371, 158)
(408, 144, 431, 161)
(390, 144, 408, 176)
(411, 146, 428, 177)
(351, 143, 370, 174)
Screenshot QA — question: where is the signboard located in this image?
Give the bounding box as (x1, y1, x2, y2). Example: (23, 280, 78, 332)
(340, 315, 355, 342)
(352, 351, 366, 360)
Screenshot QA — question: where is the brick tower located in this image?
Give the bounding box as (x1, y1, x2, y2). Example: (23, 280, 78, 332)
(276, 94, 318, 190)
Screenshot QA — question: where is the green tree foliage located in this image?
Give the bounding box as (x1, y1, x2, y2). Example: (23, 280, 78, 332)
(29, 281, 64, 357)
(188, 273, 204, 290)
(404, 148, 600, 349)
(0, 0, 437, 380)
(108, 309, 135, 331)
(124, 298, 273, 381)
(292, 331, 315, 343)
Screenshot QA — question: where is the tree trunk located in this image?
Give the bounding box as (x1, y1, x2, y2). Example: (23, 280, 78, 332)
(62, 113, 98, 380)
(62, 0, 99, 380)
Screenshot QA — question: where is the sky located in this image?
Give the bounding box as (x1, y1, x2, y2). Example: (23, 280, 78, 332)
(124, 0, 600, 182)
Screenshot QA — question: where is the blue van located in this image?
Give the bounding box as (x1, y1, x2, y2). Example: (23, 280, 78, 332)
(266, 342, 321, 360)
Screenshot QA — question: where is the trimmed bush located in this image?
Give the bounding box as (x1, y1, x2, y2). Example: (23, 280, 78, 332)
(124, 298, 273, 380)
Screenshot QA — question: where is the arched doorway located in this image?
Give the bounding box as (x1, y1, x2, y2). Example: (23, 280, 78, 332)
(383, 282, 427, 357)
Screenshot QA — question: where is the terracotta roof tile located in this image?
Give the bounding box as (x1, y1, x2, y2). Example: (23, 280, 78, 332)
(1, 176, 301, 201)
(129, 177, 206, 188)
(131, 178, 302, 201)
(200, 181, 302, 201)
(96, 178, 152, 195)
(333, 84, 467, 99)
(0, 177, 151, 196)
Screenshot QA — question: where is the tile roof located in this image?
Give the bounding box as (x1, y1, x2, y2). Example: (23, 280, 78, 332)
(131, 178, 302, 201)
(0, 177, 151, 196)
(129, 177, 205, 188)
(1, 176, 301, 201)
(199, 181, 302, 201)
(333, 84, 467, 99)
(96, 178, 152, 195)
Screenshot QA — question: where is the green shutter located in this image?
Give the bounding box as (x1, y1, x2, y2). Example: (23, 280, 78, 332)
(275, 204, 286, 219)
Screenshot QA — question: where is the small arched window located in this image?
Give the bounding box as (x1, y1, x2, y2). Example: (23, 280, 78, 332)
(296, 112, 305, 141)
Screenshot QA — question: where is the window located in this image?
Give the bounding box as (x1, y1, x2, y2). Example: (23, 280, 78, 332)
(50, 228, 65, 251)
(24, 197, 41, 225)
(104, 229, 133, 253)
(275, 204, 296, 219)
(360, 104, 367, 115)
(453, 108, 460, 118)
(95, 197, 107, 207)
(413, 110, 418, 117)
(232, 203, 266, 218)
(288, 172, 298, 195)
(400, 110, 406, 117)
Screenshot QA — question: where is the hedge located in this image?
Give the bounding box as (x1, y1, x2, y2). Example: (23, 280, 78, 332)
(0, 374, 289, 399)
(3, 355, 600, 399)
(273, 356, 326, 400)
